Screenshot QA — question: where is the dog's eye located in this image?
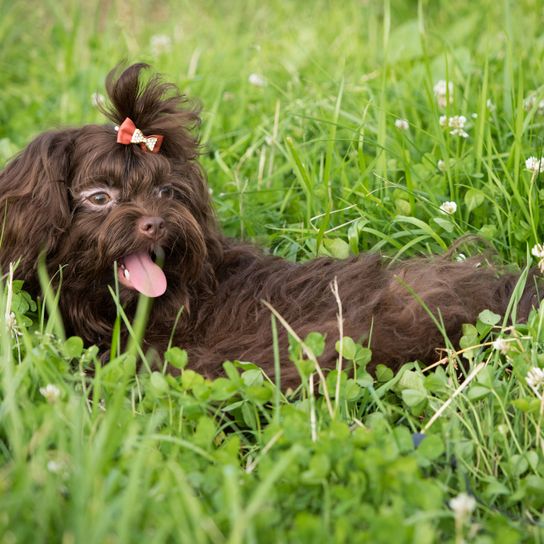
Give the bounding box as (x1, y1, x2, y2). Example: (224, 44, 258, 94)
(87, 192, 112, 206)
(157, 186, 175, 199)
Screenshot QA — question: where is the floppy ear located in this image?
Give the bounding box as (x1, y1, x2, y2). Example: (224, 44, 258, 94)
(0, 130, 76, 283)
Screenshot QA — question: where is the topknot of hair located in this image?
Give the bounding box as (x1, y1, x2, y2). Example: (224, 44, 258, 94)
(99, 63, 201, 161)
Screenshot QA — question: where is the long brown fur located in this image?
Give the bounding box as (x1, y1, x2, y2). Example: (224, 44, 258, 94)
(0, 64, 540, 388)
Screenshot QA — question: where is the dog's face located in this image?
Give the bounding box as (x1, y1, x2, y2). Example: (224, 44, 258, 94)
(56, 124, 211, 301)
(0, 64, 221, 335)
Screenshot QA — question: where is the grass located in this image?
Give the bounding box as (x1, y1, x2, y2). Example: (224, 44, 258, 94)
(1, 0, 544, 541)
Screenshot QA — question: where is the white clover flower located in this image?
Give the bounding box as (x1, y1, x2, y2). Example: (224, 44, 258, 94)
(524, 95, 536, 112)
(449, 492, 476, 519)
(434, 80, 454, 108)
(525, 156, 544, 174)
(524, 94, 544, 115)
(450, 115, 465, 128)
(531, 243, 544, 258)
(486, 99, 496, 112)
(394, 118, 409, 131)
(531, 243, 544, 274)
(439, 115, 469, 138)
(5, 311, 21, 337)
(526, 367, 544, 396)
(91, 92, 105, 108)
(492, 338, 509, 354)
(150, 34, 172, 56)
(248, 73, 267, 87)
(440, 201, 457, 215)
(450, 128, 469, 138)
(47, 460, 64, 474)
(40, 384, 61, 404)
(448, 115, 469, 138)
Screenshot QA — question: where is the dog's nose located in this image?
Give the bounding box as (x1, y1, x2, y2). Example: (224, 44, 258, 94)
(138, 216, 165, 240)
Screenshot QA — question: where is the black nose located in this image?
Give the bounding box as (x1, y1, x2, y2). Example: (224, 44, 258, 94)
(138, 216, 165, 240)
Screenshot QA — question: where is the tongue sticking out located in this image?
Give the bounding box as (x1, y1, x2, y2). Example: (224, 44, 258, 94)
(118, 252, 167, 297)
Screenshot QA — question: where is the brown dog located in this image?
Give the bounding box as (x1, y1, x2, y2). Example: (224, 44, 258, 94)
(0, 64, 539, 388)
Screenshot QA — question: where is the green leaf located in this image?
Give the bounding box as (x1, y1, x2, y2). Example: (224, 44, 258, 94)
(322, 237, 350, 259)
(432, 217, 454, 233)
(241, 402, 258, 429)
(511, 397, 542, 413)
(508, 454, 529, 477)
(376, 364, 394, 382)
(164, 347, 188, 369)
(335, 336, 357, 360)
(63, 336, 84, 359)
(402, 388, 427, 407)
(484, 480, 510, 498)
(417, 434, 445, 461)
(150, 372, 169, 396)
(464, 188, 485, 211)
(241, 369, 263, 387)
(305, 332, 325, 357)
(479, 224, 497, 239)
(467, 385, 490, 401)
(478, 309, 501, 326)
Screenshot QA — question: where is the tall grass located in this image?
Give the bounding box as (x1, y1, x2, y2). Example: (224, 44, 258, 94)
(1, 0, 544, 541)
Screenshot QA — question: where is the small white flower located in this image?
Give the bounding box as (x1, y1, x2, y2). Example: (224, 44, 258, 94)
(440, 115, 469, 138)
(524, 95, 536, 112)
(524, 94, 544, 115)
(437, 159, 447, 172)
(40, 384, 61, 404)
(450, 128, 469, 138)
(434, 80, 454, 108)
(526, 367, 544, 395)
(449, 115, 466, 128)
(486, 99, 496, 112)
(531, 243, 544, 258)
(449, 492, 476, 519)
(248, 73, 267, 87)
(150, 34, 172, 56)
(394, 118, 409, 131)
(492, 338, 509, 354)
(532, 243, 544, 272)
(440, 201, 457, 215)
(91, 92, 105, 108)
(47, 460, 64, 474)
(525, 156, 544, 174)
(448, 115, 469, 138)
(5, 311, 21, 337)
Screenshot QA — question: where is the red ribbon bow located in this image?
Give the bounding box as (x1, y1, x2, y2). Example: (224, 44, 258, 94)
(116, 117, 164, 153)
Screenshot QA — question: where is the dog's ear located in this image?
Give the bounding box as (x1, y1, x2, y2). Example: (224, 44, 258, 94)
(99, 63, 201, 162)
(0, 129, 76, 282)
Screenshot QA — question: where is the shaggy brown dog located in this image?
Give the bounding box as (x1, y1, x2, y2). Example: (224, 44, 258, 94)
(0, 64, 540, 388)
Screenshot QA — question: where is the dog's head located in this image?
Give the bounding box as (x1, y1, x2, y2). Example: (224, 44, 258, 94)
(0, 64, 221, 330)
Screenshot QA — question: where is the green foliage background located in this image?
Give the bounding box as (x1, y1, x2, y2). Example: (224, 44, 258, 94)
(1, 0, 544, 542)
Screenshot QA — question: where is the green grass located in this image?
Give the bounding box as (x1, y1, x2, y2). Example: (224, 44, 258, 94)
(1, 0, 544, 541)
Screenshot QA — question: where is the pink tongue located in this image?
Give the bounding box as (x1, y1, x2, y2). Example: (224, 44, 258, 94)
(122, 252, 167, 297)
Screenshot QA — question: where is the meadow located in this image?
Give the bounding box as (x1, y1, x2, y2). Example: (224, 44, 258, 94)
(1, 0, 544, 541)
